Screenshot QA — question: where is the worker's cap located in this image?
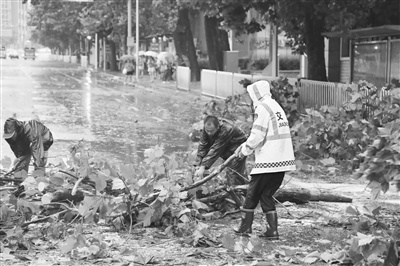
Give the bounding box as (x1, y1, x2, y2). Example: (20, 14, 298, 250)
(3, 118, 16, 139)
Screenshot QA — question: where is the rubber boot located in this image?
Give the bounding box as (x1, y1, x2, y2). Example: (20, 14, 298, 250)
(259, 210, 279, 240)
(233, 209, 254, 235)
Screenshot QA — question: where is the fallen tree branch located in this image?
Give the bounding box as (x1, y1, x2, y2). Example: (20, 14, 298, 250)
(71, 177, 85, 196)
(0, 186, 17, 191)
(180, 154, 237, 192)
(0, 177, 23, 183)
(58, 170, 79, 180)
(21, 209, 70, 228)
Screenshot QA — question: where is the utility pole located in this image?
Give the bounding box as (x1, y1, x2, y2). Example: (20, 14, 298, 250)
(127, 0, 132, 43)
(135, 0, 139, 81)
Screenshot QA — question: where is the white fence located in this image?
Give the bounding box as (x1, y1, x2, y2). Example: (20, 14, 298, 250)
(197, 69, 395, 113)
(176, 66, 190, 91)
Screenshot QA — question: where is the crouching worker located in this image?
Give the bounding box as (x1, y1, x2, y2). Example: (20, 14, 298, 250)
(234, 80, 296, 240)
(3, 118, 53, 176)
(194, 115, 248, 186)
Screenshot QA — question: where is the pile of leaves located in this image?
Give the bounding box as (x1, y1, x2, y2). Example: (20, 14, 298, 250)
(0, 141, 239, 258)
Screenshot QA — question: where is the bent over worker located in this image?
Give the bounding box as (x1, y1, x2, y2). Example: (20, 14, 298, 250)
(3, 118, 54, 175)
(234, 80, 296, 240)
(194, 116, 248, 186)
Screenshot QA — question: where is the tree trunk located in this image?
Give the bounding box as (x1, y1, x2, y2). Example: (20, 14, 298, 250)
(173, 8, 200, 81)
(204, 16, 230, 71)
(304, 9, 327, 81)
(219, 29, 230, 52)
(204, 15, 223, 71)
(109, 40, 118, 71)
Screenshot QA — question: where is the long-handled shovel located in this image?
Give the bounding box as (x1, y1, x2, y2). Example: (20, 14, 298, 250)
(180, 153, 238, 192)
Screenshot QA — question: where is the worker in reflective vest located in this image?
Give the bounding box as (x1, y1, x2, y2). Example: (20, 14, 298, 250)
(234, 80, 296, 240)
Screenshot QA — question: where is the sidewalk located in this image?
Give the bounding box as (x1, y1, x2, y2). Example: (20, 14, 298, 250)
(95, 67, 202, 96)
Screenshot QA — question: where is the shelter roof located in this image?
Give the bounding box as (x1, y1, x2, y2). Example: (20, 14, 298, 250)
(322, 25, 400, 38)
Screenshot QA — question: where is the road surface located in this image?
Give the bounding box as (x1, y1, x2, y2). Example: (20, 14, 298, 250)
(1, 55, 206, 168)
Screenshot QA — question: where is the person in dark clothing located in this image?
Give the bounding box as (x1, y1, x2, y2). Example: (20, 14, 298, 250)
(194, 116, 248, 186)
(3, 118, 53, 175)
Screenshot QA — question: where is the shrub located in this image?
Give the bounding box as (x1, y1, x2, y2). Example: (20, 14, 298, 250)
(197, 58, 209, 70)
(251, 59, 269, 70)
(249, 57, 300, 71)
(238, 58, 250, 70)
(291, 80, 400, 166)
(279, 57, 300, 70)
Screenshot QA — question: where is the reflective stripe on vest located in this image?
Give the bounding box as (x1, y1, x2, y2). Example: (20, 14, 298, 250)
(259, 103, 292, 141)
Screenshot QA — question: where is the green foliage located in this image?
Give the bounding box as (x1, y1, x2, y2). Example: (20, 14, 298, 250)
(239, 76, 300, 126)
(251, 59, 269, 70)
(279, 57, 300, 71)
(292, 81, 400, 172)
(342, 205, 400, 265)
(1, 139, 239, 256)
(28, 1, 85, 50)
(353, 121, 400, 196)
(197, 58, 210, 70)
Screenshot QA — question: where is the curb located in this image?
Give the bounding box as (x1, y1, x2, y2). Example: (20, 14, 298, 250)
(98, 70, 201, 96)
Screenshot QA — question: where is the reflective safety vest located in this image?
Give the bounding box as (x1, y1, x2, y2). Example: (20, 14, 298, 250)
(241, 81, 296, 174)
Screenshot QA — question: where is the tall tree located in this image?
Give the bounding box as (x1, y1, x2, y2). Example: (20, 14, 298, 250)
(195, 0, 399, 81)
(28, 1, 84, 53)
(173, 8, 200, 81)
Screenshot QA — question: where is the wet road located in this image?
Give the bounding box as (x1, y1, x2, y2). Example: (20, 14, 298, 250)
(1, 55, 206, 167)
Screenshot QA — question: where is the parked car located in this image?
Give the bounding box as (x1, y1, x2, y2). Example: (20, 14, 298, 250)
(9, 50, 19, 59)
(24, 47, 36, 60)
(0, 47, 6, 59)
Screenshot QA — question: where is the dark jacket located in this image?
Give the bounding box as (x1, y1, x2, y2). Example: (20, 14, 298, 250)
(5, 118, 53, 166)
(195, 120, 247, 169)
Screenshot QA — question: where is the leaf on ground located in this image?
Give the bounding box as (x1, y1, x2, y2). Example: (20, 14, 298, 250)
(0, 253, 15, 261)
(303, 256, 319, 264)
(112, 179, 125, 190)
(120, 164, 135, 180)
(320, 157, 335, 166)
(41, 193, 53, 204)
(21, 176, 36, 190)
(180, 214, 189, 223)
(38, 182, 49, 192)
(90, 173, 107, 192)
(346, 206, 360, 216)
(280, 246, 297, 256)
(143, 208, 155, 227)
(249, 237, 263, 253)
(49, 175, 64, 185)
(357, 233, 375, 246)
(60, 237, 77, 254)
(315, 239, 332, 245)
(192, 200, 209, 210)
(320, 251, 334, 262)
(220, 234, 235, 251)
(367, 181, 381, 199)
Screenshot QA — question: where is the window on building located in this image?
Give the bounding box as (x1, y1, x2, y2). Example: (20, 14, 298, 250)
(389, 40, 400, 84)
(352, 42, 387, 87)
(341, 37, 350, 58)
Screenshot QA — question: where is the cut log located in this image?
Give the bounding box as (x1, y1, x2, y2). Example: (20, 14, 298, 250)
(309, 192, 353, 203)
(275, 187, 312, 204)
(232, 186, 353, 204)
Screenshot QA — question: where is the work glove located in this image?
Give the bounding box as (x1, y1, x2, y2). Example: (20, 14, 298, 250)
(194, 165, 206, 179)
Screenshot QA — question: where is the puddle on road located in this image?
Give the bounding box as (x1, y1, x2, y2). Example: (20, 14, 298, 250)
(29, 67, 205, 167)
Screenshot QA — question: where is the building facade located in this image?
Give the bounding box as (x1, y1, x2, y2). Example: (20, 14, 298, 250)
(1, 0, 31, 49)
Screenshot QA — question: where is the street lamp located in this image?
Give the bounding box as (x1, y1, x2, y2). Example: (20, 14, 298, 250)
(87, 35, 92, 67)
